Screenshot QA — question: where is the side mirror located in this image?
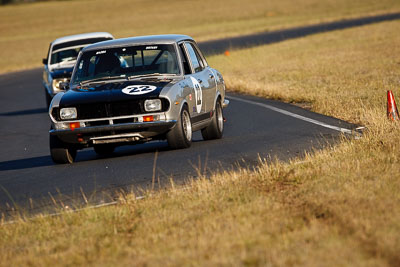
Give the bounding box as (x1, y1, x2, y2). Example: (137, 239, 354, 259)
(42, 58, 47, 65)
(59, 82, 69, 91)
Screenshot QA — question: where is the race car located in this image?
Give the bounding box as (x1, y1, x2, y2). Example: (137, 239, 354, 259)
(42, 32, 114, 107)
(48, 34, 229, 163)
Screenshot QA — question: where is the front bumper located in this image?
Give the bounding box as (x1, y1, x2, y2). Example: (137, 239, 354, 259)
(50, 120, 176, 144)
(222, 99, 229, 108)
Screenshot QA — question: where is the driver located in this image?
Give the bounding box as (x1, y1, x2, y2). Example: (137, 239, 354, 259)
(95, 53, 121, 75)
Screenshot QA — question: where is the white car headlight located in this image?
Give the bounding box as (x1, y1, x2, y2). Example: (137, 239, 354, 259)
(144, 99, 162, 112)
(52, 78, 69, 93)
(60, 107, 77, 120)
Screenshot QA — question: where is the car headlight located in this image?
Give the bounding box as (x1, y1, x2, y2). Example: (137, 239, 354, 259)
(60, 107, 77, 120)
(52, 78, 69, 93)
(144, 99, 162, 112)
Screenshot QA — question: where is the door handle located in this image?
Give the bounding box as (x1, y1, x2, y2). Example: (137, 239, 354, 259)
(197, 79, 203, 84)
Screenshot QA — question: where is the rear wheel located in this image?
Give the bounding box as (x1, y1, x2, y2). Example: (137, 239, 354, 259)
(94, 144, 115, 156)
(50, 134, 76, 164)
(167, 105, 192, 149)
(201, 99, 224, 140)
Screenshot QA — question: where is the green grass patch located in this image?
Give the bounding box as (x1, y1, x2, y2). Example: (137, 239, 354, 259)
(1, 0, 400, 74)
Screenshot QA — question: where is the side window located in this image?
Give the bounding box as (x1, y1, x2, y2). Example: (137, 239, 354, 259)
(191, 43, 207, 68)
(186, 43, 204, 73)
(179, 44, 191, 75)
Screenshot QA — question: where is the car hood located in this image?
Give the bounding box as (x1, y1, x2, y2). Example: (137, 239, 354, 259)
(59, 80, 173, 107)
(50, 67, 74, 79)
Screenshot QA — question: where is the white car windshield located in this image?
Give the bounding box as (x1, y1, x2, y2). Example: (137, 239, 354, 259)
(50, 47, 81, 65)
(73, 44, 180, 83)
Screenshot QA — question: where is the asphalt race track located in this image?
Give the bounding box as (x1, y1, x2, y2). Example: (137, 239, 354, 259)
(0, 67, 358, 216)
(6, 12, 398, 215)
(199, 12, 400, 55)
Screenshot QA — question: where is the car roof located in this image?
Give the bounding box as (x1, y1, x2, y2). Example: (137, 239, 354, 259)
(82, 34, 194, 51)
(51, 32, 114, 46)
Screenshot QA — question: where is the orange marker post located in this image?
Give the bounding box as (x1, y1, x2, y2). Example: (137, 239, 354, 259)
(387, 90, 400, 121)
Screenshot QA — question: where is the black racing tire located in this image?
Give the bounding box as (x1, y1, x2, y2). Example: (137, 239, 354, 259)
(201, 99, 224, 140)
(167, 105, 192, 149)
(93, 144, 115, 156)
(50, 134, 77, 164)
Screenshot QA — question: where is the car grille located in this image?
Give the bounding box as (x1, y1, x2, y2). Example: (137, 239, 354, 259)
(52, 99, 169, 121)
(77, 100, 143, 120)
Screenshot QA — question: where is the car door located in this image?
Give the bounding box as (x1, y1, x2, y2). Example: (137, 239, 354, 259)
(42, 44, 53, 100)
(183, 42, 216, 119)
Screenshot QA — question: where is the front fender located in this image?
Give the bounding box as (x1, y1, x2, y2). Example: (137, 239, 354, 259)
(49, 92, 65, 122)
(50, 92, 65, 109)
(160, 79, 192, 122)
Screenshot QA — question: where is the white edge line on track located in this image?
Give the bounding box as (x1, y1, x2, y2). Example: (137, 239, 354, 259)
(1, 195, 146, 225)
(228, 95, 354, 134)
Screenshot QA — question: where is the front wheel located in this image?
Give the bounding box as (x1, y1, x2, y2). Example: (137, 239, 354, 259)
(50, 134, 76, 164)
(201, 99, 224, 140)
(167, 106, 192, 149)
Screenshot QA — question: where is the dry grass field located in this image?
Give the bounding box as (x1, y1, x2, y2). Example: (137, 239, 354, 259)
(208, 20, 400, 126)
(0, 0, 400, 73)
(1, 8, 400, 266)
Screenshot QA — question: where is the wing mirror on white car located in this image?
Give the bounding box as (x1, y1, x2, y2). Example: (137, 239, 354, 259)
(59, 82, 69, 91)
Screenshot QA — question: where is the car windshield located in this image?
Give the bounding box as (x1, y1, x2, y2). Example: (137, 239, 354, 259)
(72, 44, 180, 83)
(50, 47, 81, 65)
